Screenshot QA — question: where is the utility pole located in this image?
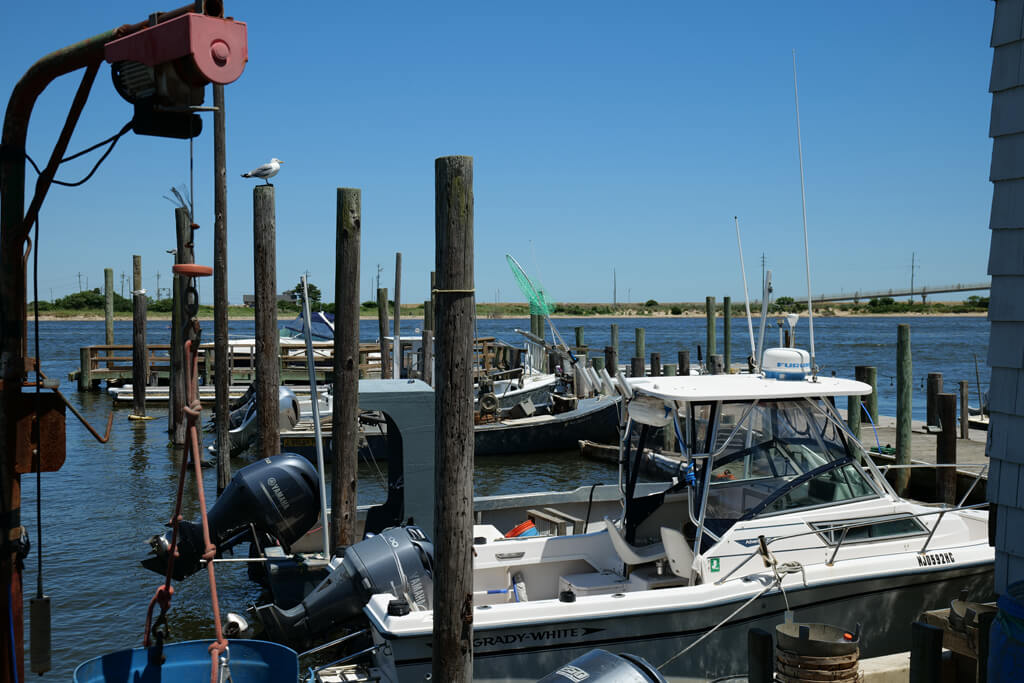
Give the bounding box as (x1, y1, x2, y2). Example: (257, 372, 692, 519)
(761, 254, 766, 290)
(376, 263, 383, 293)
(76, 272, 83, 291)
(909, 252, 917, 303)
(613, 268, 617, 306)
(120, 271, 126, 298)
(155, 271, 161, 300)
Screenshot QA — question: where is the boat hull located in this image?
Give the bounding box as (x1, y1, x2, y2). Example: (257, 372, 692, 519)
(474, 396, 620, 456)
(371, 562, 993, 682)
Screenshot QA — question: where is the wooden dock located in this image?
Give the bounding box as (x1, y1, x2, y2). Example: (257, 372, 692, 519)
(73, 337, 516, 392)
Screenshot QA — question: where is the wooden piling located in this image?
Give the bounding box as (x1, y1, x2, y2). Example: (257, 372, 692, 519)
(331, 188, 361, 549)
(574, 326, 584, 349)
(592, 356, 605, 371)
(709, 354, 724, 375)
(394, 252, 402, 378)
(650, 352, 661, 377)
(432, 155, 475, 682)
(723, 296, 732, 373)
(747, 628, 774, 683)
(213, 82, 231, 493)
(847, 392, 861, 440)
(664, 363, 677, 376)
(610, 323, 619, 363)
(604, 346, 617, 375)
(170, 207, 193, 445)
(422, 330, 434, 386)
(131, 255, 146, 418)
(865, 366, 878, 424)
(926, 372, 943, 430)
(959, 380, 969, 440)
(423, 300, 433, 333)
(377, 287, 391, 379)
(909, 621, 943, 683)
(635, 327, 645, 361)
(253, 185, 280, 460)
(104, 267, 114, 346)
(630, 357, 644, 378)
(896, 323, 912, 495)
(936, 393, 957, 505)
(705, 296, 716, 358)
(679, 350, 690, 376)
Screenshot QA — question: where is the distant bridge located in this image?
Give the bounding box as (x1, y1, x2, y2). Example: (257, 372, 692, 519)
(791, 281, 990, 304)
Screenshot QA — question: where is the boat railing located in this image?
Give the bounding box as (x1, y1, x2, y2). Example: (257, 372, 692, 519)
(712, 500, 990, 586)
(871, 461, 988, 508)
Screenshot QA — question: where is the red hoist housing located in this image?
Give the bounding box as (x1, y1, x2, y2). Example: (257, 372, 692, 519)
(103, 13, 247, 136)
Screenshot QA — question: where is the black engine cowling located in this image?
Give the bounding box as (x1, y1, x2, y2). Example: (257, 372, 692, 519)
(255, 525, 434, 645)
(538, 649, 667, 682)
(142, 453, 321, 580)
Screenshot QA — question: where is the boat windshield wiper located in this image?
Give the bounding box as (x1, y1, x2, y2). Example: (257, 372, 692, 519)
(738, 455, 853, 521)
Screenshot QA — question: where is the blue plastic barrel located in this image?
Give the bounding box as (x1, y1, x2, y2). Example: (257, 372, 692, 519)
(989, 581, 1024, 683)
(73, 639, 298, 683)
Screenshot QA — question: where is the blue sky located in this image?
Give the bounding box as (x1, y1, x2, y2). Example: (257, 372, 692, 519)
(2, 2, 995, 306)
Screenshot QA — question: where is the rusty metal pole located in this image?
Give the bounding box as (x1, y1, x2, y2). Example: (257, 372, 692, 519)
(212, 82, 231, 493)
(433, 155, 474, 682)
(0, 7, 198, 678)
(331, 188, 360, 550)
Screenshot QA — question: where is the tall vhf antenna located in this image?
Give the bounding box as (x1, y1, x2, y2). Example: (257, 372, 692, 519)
(792, 49, 817, 378)
(734, 216, 756, 365)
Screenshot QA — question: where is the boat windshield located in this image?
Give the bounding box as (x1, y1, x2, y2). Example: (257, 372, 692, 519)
(698, 398, 879, 530)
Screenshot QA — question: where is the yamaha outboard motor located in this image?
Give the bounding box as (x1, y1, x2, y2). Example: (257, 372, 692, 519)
(142, 454, 321, 580)
(538, 649, 667, 683)
(256, 525, 434, 645)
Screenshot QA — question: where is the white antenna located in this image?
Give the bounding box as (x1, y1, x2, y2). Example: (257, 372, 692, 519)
(792, 49, 817, 377)
(734, 216, 757, 366)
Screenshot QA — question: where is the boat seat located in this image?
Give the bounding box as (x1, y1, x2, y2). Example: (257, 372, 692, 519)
(660, 526, 696, 582)
(604, 519, 665, 571)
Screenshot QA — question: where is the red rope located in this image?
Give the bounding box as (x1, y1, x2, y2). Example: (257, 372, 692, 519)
(141, 311, 228, 683)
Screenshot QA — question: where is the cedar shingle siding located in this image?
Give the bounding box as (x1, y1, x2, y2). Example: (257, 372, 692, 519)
(988, 0, 1024, 593)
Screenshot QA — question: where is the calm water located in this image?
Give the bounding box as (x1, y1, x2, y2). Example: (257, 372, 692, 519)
(21, 315, 989, 676)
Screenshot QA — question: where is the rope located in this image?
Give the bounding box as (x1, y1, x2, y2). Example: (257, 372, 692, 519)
(142, 287, 228, 683)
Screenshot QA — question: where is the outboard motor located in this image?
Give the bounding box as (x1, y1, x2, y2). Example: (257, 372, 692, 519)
(537, 649, 667, 683)
(142, 454, 321, 580)
(256, 525, 433, 645)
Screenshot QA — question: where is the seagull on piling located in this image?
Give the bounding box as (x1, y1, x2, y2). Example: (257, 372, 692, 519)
(241, 158, 283, 184)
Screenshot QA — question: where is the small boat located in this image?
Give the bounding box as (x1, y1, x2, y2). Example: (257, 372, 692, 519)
(280, 349, 992, 682)
(474, 393, 621, 456)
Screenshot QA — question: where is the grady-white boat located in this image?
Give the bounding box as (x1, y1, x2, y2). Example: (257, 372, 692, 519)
(341, 349, 992, 682)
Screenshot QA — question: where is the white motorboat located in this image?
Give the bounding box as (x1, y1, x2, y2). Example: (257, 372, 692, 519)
(345, 351, 992, 681)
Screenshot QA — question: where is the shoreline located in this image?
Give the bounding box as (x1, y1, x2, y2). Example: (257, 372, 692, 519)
(33, 311, 988, 322)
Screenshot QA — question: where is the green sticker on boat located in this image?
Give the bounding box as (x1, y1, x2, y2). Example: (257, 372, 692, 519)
(709, 558, 720, 572)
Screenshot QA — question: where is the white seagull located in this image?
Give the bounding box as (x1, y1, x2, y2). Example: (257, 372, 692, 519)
(241, 158, 283, 184)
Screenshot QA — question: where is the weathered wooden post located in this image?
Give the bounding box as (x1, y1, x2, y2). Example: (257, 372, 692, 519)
(213, 82, 231, 493)
(865, 366, 878, 424)
(852, 365, 872, 438)
(130, 255, 147, 418)
(604, 346, 617, 375)
(170, 207, 193, 445)
(650, 352, 661, 377)
(709, 354, 724, 375)
(926, 372, 943, 430)
(104, 267, 114, 347)
(847, 391, 861, 440)
(433, 155, 474, 682)
(253, 185, 280, 460)
(748, 628, 774, 683)
(705, 296, 716, 359)
(574, 326, 584, 349)
(610, 323, 619, 364)
(630, 357, 644, 378)
(394, 251, 403, 378)
(592, 356, 605, 371)
(723, 296, 732, 373)
(331, 188, 361, 549)
(910, 621, 943, 683)
(422, 330, 434, 386)
(959, 379, 970, 439)
(376, 287, 391, 379)
(635, 327, 645, 361)
(896, 324, 912, 495)
(423, 300, 433, 333)
(679, 349, 690, 376)
(936, 393, 957, 505)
